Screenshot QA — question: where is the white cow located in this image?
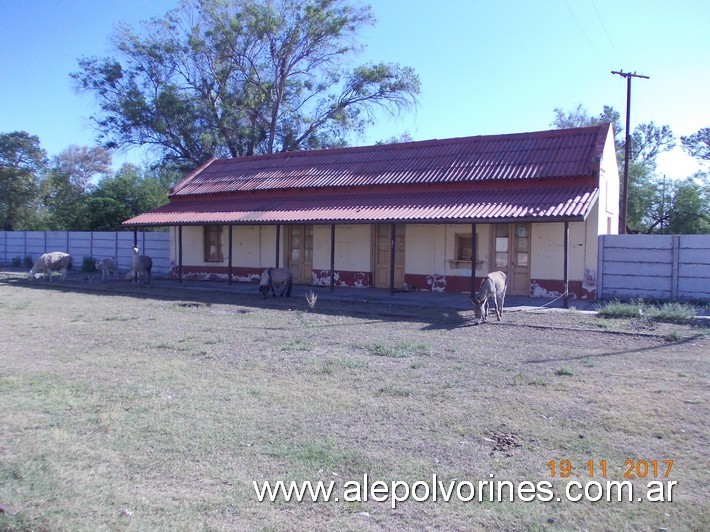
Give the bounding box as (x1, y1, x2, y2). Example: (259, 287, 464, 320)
(470, 271, 507, 324)
(28, 252, 73, 281)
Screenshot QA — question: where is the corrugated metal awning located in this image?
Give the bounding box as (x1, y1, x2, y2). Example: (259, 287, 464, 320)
(123, 185, 598, 226)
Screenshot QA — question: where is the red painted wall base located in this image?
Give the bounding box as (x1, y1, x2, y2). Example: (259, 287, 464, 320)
(169, 266, 595, 299)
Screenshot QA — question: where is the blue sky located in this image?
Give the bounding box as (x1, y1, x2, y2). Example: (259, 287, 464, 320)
(1, 0, 708, 178)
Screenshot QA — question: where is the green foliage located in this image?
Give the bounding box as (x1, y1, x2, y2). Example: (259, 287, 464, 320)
(0, 133, 172, 230)
(596, 299, 697, 323)
(81, 256, 97, 272)
(681, 127, 710, 161)
(72, 0, 420, 169)
(0, 131, 48, 230)
(87, 163, 171, 230)
(551, 105, 707, 234)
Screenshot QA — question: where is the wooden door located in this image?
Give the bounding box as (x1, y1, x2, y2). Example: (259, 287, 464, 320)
(491, 223, 530, 296)
(287, 225, 313, 284)
(374, 224, 405, 289)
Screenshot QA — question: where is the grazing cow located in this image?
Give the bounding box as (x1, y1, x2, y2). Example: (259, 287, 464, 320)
(95, 257, 119, 281)
(259, 267, 293, 298)
(28, 252, 73, 281)
(131, 246, 153, 285)
(470, 271, 507, 324)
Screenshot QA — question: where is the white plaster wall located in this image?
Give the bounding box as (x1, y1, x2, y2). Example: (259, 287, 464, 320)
(178, 226, 211, 266)
(171, 225, 281, 268)
(530, 222, 588, 282)
(584, 204, 600, 291)
(600, 126, 620, 235)
(405, 225, 438, 274)
(405, 224, 491, 277)
(235, 225, 275, 267)
(312, 224, 372, 271)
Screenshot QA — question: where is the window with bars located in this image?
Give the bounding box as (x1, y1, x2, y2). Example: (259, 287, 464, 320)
(204, 225, 223, 262)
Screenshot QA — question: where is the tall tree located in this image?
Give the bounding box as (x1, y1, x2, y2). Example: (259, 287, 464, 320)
(72, 0, 420, 169)
(551, 105, 678, 233)
(51, 145, 112, 194)
(663, 174, 709, 234)
(87, 163, 170, 230)
(39, 146, 113, 229)
(0, 132, 47, 230)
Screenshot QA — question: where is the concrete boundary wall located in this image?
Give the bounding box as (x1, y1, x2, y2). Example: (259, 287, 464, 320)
(597, 234, 710, 302)
(0, 231, 171, 275)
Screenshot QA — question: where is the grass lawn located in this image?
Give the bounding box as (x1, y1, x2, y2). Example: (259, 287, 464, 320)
(0, 275, 708, 530)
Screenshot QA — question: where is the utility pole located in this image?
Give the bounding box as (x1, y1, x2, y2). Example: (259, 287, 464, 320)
(611, 70, 649, 234)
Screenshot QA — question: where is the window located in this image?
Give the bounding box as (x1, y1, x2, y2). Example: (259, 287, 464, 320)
(455, 234, 473, 261)
(495, 224, 509, 268)
(449, 233, 478, 269)
(204, 225, 223, 262)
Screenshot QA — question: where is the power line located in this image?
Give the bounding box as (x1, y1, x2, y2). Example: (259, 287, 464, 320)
(564, 0, 607, 63)
(590, 0, 621, 58)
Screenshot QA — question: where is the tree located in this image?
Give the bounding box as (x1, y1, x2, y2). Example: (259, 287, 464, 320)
(39, 146, 113, 230)
(664, 174, 709, 234)
(0, 131, 47, 230)
(88, 163, 170, 230)
(51, 145, 112, 194)
(552, 104, 622, 135)
(72, 0, 420, 169)
(681, 127, 710, 161)
(551, 105, 678, 233)
(630, 122, 675, 165)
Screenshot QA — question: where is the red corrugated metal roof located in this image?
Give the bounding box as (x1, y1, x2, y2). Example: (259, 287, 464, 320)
(123, 185, 599, 226)
(170, 124, 610, 196)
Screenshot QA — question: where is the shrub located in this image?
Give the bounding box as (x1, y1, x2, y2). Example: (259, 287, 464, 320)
(596, 299, 696, 323)
(82, 256, 97, 272)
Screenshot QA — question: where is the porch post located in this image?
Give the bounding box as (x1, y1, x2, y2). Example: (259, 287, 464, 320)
(178, 225, 183, 284)
(563, 221, 569, 308)
(275, 224, 280, 267)
(470, 223, 477, 294)
(133, 229, 137, 248)
(330, 224, 336, 293)
(389, 223, 396, 295)
(228, 224, 233, 285)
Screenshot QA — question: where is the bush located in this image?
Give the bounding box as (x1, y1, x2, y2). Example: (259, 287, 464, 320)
(596, 299, 696, 323)
(595, 299, 645, 319)
(24, 255, 33, 268)
(81, 256, 97, 272)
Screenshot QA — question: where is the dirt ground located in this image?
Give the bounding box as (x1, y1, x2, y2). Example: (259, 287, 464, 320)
(0, 272, 708, 531)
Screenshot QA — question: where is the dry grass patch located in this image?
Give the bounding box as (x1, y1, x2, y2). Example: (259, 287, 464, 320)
(0, 277, 708, 530)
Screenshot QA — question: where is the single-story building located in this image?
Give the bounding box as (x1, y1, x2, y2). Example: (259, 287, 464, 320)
(123, 124, 619, 300)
